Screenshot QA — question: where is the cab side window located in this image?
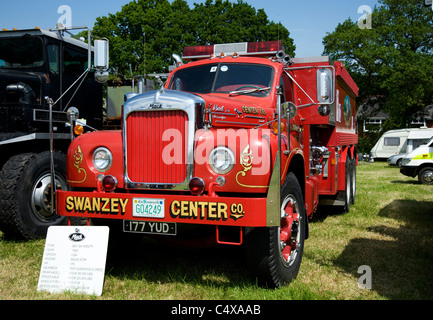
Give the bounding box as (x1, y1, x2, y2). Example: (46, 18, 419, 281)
(63, 46, 88, 76)
(47, 44, 59, 74)
(280, 73, 294, 103)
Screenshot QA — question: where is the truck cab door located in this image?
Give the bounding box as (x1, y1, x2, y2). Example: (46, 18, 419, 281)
(46, 42, 61, 109)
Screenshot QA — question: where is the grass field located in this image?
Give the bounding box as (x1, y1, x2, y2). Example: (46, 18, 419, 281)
(0, 162, 432, 300)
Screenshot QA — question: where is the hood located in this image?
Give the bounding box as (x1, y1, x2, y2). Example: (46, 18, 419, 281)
(404, 144, 430, 159)
(194, 93, 273, 128)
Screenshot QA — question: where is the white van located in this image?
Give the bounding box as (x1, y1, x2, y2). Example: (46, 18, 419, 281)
(400, 136, 433, 184)
(370, 128, 433, 160)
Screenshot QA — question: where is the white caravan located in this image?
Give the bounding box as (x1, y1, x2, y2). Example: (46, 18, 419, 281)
(370, 128, 433, 160)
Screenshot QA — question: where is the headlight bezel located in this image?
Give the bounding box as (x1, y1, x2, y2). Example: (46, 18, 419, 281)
(209, 146, 235, 175)
(92, 147, 113, 172)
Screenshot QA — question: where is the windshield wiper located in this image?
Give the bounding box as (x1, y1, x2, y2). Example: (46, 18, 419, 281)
(229, 86, 271, 96)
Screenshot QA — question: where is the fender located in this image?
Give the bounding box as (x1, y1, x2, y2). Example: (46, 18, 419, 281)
(194, 127, 272, 194)
(350, 145, 357, 165)
(337, 146, 351, 192)
(66, 130, 124, 188)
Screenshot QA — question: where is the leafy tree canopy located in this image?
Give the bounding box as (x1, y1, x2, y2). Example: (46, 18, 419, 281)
(92, 0, 295, 78)
(323, 0, 433, 129)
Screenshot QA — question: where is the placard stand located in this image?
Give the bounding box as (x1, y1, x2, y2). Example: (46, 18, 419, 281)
(37, 226, 109, 296)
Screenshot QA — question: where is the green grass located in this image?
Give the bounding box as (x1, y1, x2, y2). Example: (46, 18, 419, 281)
(1, 162, 432, 300)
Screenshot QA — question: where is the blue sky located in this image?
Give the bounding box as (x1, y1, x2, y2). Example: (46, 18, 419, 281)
(0, 0, 380, 57)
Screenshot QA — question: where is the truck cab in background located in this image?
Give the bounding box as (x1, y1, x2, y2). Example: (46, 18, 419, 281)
(0, 26, 107, 239)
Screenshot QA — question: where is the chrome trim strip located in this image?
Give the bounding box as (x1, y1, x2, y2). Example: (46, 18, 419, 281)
(213, 120, 256, 126)
(266, 88, 282, 226)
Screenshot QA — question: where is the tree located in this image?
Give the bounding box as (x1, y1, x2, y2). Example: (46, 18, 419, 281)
(323, 0, 433, 129)
(91, 0, 295, 78)
(191, 0, 294, 51)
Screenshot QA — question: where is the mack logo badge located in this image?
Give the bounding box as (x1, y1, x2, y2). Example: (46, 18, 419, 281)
(65, 196, 129, 215)
(149, 103, 162, 109)
(170, 200, 245, 221)
(69, 228, 85, 242)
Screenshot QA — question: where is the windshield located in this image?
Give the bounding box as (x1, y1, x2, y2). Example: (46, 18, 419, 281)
(168, 63, 273, 97)
(0, 37, 44, 68)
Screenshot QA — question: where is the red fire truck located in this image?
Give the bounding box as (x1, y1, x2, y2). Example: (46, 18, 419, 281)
(53, 41, 358, 287)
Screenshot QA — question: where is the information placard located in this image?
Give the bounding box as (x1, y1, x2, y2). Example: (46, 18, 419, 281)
(37, 226, 109, 296)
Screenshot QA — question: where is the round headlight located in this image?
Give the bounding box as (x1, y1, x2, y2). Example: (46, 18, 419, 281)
(209, 147, 235, 174)
(93, 147, 113, 172)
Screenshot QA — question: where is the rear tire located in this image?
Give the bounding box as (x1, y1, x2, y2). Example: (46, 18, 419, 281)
(350, 157, 356, 205)
(0, 151, 72, 239)
(342, 156, 351, 212)
(245, 172, 306, 288)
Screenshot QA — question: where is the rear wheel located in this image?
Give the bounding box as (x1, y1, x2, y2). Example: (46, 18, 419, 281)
(350, 157, 356, 205)
(342, 157, 351, 212)
(245, 172, 306, 288)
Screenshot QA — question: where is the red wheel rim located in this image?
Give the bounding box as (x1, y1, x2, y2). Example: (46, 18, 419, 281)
(279, 196, 301, 266)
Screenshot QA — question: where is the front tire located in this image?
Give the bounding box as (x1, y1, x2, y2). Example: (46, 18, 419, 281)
(418, 167, 433, 185)
(396, 159, 402, 168)
(245, 172, 306, 288)
(0, 151, 69, 239)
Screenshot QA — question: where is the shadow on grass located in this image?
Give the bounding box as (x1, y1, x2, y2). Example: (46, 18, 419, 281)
(390, 181, 420, 185)
(104, 233, 252, 288)
(334, 199, 433, 299)
(312, 205, 347, 223)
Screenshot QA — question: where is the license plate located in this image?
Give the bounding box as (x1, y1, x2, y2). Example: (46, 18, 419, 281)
(132, 198, 165, 218)
(123, 220, 176, 236)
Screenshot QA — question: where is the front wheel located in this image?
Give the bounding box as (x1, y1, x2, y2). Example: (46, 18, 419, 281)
(0, 151, 69, 239)
(418, 167, 433, 185)
(245, 172, 306, 288)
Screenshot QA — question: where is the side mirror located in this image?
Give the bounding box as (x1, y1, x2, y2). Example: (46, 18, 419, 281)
(66, 106, 79, 122)
(95, 70, 109, 84)
(94, 39, 109, 70)
(94, 39, 109, 84)
(281, 101, 297, 121)
(317, 68, 334, 104)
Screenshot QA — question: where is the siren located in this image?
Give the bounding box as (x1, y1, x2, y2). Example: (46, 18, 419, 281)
(276, 50, 293, 66)
(276, 50, 285, 59)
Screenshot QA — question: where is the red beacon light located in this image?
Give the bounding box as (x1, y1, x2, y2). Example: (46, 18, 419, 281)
(182, 40, 283, 61)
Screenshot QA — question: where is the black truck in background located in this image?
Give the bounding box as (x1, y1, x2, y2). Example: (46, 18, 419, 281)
(0, 27, 105, 239)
